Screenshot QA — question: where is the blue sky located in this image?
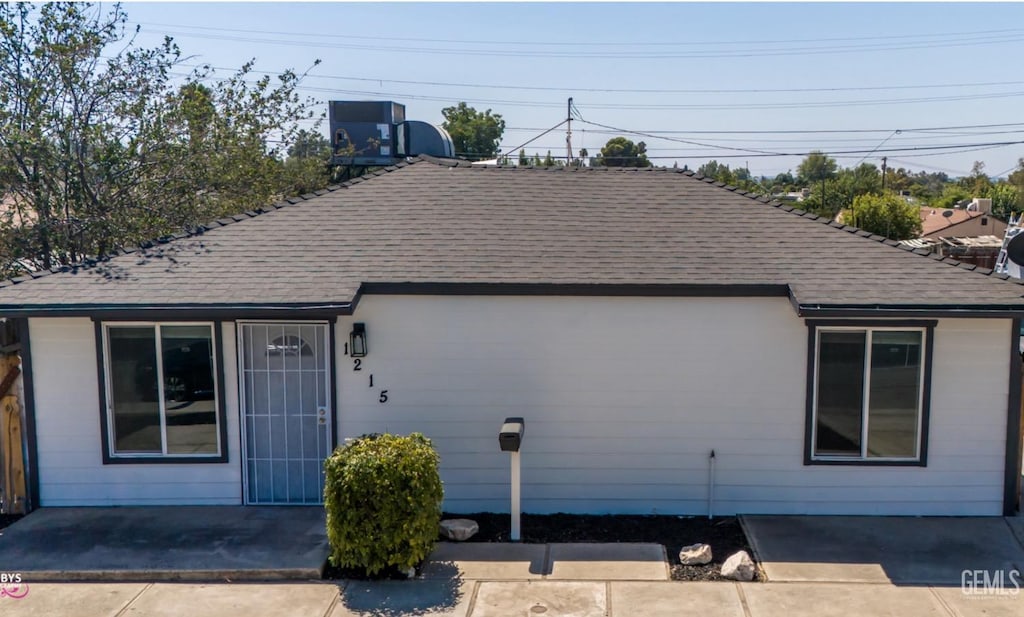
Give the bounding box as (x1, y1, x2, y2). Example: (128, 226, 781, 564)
(121, 2, 1024, 178)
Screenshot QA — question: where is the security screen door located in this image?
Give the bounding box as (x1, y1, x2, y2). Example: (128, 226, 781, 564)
(240, 323, 332, 504)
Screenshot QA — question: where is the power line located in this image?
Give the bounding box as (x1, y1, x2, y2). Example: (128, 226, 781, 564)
(131, 21, 1024, 48)
(137, 26, 1024, 60)
(503, 122, 1024, 136)
(502, 120, 569, 158)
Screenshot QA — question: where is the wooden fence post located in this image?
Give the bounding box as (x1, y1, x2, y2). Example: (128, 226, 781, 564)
(0, 355, 26, 514)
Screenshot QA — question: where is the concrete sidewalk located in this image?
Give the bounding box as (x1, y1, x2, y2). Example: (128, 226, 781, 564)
(2, 580, 1020, 617)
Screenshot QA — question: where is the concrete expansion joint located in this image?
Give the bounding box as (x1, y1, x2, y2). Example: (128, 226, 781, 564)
(735, 582, 754, 617)
(113, 582, 152, 617)
(926, 586, 960, 617)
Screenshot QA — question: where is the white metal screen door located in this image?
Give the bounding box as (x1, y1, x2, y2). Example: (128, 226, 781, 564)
(239, 323, 332, 504)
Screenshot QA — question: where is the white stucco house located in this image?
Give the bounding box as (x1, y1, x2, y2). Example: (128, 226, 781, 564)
(2, 157, 1022, 516)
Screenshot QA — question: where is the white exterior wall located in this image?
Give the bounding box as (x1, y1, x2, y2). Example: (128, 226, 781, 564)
(337, 296, 1010, 516)
(29, 318, 242, 506)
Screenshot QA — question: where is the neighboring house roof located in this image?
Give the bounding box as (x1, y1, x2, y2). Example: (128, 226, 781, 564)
(919, 206, 1004, 238)
(1, 157, 1023, 316)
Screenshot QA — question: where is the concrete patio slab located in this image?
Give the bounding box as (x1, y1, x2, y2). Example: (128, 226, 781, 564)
(119, 582, 339, 617)
(0, 582, 147, 617)
(332, 579, 475, 617)
(421, 543, 547, 580)
(742, 515, 1024, 585)
(741, 582, 949, 617)
(931, 585, 1024, 617)
(471, 581, 605, 617)
(0, 507, 329, 581)
(547, 543, 668, 581)
(609, 582, 746, 617)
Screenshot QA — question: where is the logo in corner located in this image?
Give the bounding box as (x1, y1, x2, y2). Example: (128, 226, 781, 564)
(0, 572, 28, 600)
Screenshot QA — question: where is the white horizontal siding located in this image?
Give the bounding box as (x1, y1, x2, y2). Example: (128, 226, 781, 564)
(337, 296, 1010, 516)
(29, 318, 242, 506)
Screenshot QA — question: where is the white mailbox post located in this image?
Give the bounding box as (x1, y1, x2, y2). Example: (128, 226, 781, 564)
(498, 417, 525, 542)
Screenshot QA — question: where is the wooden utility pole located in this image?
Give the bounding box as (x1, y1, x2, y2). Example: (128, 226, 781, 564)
(881, 156, 888, 191)
(566, 97, 574, 165)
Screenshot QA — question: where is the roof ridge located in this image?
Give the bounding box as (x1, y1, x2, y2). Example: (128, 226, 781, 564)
(0, 161, 417, 291)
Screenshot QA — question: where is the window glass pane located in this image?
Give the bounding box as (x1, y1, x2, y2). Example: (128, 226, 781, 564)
(162, 325, 219, 455)
(867, 331, 922, 458)
(815, 331, 865, 457)
(108, 327, 162, 453)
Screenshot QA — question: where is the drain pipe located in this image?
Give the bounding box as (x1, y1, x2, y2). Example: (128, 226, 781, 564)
(708, 450, 716, 520)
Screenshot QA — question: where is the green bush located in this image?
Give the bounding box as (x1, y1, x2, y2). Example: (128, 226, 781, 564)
(324, 432, 444, 575)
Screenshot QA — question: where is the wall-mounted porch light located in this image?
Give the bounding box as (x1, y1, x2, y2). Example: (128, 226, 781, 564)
(349, 323, 367, 357)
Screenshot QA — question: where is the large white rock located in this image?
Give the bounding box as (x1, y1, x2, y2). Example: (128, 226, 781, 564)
(720, 550, 756, 581)
(439, 518, 479, 541)
(678, 543, 713, 565)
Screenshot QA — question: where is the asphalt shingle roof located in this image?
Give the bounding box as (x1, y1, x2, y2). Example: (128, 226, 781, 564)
(2, 157, 1023, 314)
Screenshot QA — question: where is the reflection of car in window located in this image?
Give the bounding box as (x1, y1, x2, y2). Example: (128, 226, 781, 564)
(135, 339, 214, 403)
(268, 335, 313, 356)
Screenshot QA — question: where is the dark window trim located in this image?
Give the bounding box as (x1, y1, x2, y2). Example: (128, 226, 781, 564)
(94, 318, 228, 465)
(804, 320, 936, 467)
(328, 317, 339, 451)
(1005, 318, 1022, 516)
(15, 318, 40, 510)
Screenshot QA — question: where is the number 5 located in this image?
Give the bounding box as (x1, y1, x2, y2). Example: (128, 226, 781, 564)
(378, 390, 389, 404)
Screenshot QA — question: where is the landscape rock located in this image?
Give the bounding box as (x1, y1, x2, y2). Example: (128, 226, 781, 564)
(439, 518, 479, 541)
(678, 543, 713, 565)
(720, 550, 755, 581)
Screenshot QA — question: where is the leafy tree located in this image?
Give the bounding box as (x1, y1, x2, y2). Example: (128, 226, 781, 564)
(0, 2, 318, 277)
(907, 170, 949, 202)
(797, 151, 838, 184)
(518, 150, 529, 166)
(697, 160, 735, 185)
(844, 192, 922, 240)
(989, 183, 1022, 220)
(958, 160, 993, 197)
(883, 166, 912, 193)
(848, 163, 882, 196)
(440, 102, 505, 161)
(280, 129, 333, 196)
(543, 151, 556, 167)
(596, 137, 651, 168)
(1009, 158, 1024, 188)
(934, 185, 971, 209)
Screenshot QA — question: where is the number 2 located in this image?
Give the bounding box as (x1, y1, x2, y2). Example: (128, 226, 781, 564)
(353, 359, 362, 371)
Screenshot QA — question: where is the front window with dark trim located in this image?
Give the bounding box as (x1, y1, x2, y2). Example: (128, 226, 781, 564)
(810, 325, 931, 463)
(103, 323, 221, 458)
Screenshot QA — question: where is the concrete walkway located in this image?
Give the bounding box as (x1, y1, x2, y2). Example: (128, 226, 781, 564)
(742, 515, 1024, 585)
(0, 507, 329, 581)
(2, 580, 1020, 617)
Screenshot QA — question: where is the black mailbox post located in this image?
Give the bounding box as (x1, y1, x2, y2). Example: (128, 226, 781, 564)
(499, 416, 525, 541)
(499, 417, 525, 452)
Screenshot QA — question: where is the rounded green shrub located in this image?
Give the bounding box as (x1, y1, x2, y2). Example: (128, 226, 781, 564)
(324, 432, 444, 575)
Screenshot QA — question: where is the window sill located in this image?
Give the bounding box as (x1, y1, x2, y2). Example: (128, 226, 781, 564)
(103, 454, 227, 465)
(806, 457, 925, 467)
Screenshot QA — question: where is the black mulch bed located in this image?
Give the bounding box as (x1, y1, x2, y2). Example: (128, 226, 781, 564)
(324, 513, 757, 582)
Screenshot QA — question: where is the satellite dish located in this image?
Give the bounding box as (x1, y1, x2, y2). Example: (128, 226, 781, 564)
(1006, 233, 1024, 266)
(942, 210, 954, 218)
